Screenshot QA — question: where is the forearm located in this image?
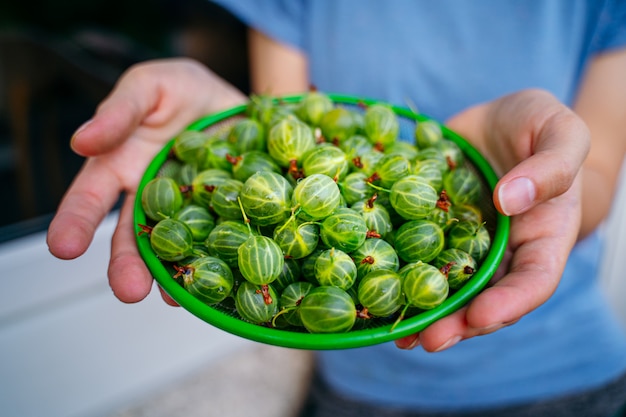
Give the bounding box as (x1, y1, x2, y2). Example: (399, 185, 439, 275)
(575, 49, 626, 239)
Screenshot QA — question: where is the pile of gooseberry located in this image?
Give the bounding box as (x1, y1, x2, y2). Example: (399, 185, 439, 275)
(137, 92, 492, 334)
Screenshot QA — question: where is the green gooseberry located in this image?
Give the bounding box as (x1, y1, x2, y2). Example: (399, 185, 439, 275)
(314, 248, 358, 290)
(293, 173, 342, 221)
(393, 219, 445, 263)
(319, 106, 359, 144)
(235, 281, 279, 324)
(320, 208, 368, 253)
(141, 177, 184, 222)
(350, 238, 399, 280)
(301, 144, 349, 180)
(371, 153, 411, 188)
(443, 166, 483, 205)
(180, 256, 234, 305)
(191, 168, 233, 208)
(227, 117, 266, 153)
(363, 103, 399, 148)
(267, 114, 316, 167)
(229, 150, 281, 183)
(432, 248, 477, 290)
(402, 261, 449, 310)
(338, 172, 375, 206)
(211, 178, 244, 220)
(296, 91, 334, 126)
(350, 194, 393, 239)
(357, 269, 404, 317)
(273, 216, 319, 259)
(172, 130, 212, 166)
(204, 220, 254, 267)
(237, 235, 285, 286)
(389, 175, 439, 220)
(414, 119, 443, 149)
(299, 286, 357, 333)
(240, 171, 293, 226)
(446, 221, 492, 263)
(173, 204, 215, 242)
(149, 218, 194, 262)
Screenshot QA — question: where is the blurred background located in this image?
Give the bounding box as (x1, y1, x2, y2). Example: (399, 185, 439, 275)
(1, 2, 625, 417)
(0, 2, 313, 417)
(0, 0, 250, 242)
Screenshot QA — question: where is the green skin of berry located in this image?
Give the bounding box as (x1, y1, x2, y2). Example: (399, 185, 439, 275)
(351, 197, 393, 239)
(351, 238, 399, 280)
(183, 256, 234, 305)
(237, 235, 285, 285)
(203, 139, 239, 171)
(443, 167, 483, 205)
(173, 204, 215, 242)
(414, 119, 443, 149)
(320, 208, 368, 253)
(278, 281, 315, 327)
(231, 150, 281, 183)
(314, 248, 358, 290)
(272, 257, 302, 293)
(319, 107, 358, 144)
(210, 178, 244, 220)
(389, 175, 439, 220)
(149, 218, 194, 262)
(364, 104, 399, 148)
(394, 219, 445, 263)
(339, 172, 375, 206)
(205, 220, 254, 267)
(402, 262, 449, 310)
(267, 115, 316, 167)
(373, 154, 411, 188)
(235, 281, 279, 324)
(301, 145, 349, 180)
(433, 248, 477, 290)
(357, 269, 404, 317)
(273, 217, 320, 260)
(447, 221, 491, 263)
(296, 91, 334, 126)
(298, 286, 357, 333)
(293, 174, 342, 221)
(191, 169, 233, 208)
(141, 177, 184, 222)
(228, 118, 266, 153)
(240, 171, 293, 226)
(173, 130, 211, 166)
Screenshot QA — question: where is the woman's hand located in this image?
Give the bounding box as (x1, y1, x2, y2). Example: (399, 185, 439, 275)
(46, 58, 247, 304)
(396, 89, 590, 352)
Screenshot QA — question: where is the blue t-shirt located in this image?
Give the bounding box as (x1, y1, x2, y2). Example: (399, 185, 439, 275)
(213, 0, 626, 410)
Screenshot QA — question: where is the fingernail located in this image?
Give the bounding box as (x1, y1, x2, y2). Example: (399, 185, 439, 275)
(406, 335, 421, 350)
(498, 177, 535, 216)
(434, 335, 462, 352)
(71, 119, 93, 146)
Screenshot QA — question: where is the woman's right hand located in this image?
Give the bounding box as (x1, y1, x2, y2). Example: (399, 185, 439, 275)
(46, 58, 247, 304)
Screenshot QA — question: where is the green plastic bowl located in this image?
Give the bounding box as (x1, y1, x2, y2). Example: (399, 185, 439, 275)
(134, 94, 510, 350)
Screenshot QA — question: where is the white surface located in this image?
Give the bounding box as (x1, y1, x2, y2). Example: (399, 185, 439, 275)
(0, 212, 253, 417)
(599, 159, 626, 331)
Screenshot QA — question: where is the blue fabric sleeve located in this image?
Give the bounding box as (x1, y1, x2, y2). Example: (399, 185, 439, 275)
(211, 0, 307, 50)
(592, 0, 626, 53)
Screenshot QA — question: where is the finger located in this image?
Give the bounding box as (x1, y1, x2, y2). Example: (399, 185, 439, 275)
(70, 68, 159, 157)
(446, 89, 590, 216)
(418, 177, 581, 352)
(47, 158, 124, 259)
(108, 195, 154, 303)
(494, 107, 589, 216)
(158, 286, 180, 307)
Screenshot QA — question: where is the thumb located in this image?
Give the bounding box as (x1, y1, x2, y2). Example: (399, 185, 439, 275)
(446, 89, 590, 216)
